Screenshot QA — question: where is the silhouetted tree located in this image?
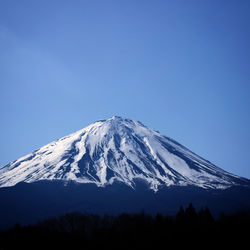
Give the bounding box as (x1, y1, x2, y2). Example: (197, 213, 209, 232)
(176, 205, 185, 222)
(186, 203, 197, 217)
(198, 208, 214, 225)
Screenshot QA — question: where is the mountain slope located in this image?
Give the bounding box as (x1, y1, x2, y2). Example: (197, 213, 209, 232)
(0, 116, 248, 190)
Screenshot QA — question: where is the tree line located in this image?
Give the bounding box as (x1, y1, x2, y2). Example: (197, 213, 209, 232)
(0, 204, 249, 249)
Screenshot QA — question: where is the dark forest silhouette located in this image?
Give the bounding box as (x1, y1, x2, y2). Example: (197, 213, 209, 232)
(0, 204, 249, 249)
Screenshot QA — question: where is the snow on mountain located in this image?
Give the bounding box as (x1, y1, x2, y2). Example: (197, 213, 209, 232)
(0, 116, 247, 191)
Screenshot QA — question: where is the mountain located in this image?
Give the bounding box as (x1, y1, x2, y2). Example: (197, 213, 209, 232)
(0, 116, 248, 190)
(0, 116, 250, 229)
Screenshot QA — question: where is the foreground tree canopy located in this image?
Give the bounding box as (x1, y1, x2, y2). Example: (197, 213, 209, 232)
(0, 204, 249, 250)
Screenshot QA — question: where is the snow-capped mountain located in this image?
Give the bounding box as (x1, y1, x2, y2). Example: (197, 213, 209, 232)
(0, 116, 247, 191)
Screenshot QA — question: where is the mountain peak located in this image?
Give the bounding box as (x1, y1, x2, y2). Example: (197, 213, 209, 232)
(110, 115, 123, 120)
(105, 116, 134, 126)
(0, 117, 248, 190)
(100, 116, 140, 126)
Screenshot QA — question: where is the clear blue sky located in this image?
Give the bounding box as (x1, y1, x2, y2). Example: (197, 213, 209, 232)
(0, 0, 249, 179)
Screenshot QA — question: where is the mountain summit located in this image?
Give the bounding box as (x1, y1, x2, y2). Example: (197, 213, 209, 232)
(0, 116, 247, 190)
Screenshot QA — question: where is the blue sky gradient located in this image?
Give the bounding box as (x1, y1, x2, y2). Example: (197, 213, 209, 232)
(0, 0, 250, 178)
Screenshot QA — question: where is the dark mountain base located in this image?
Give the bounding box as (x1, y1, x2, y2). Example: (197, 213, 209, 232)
(0, 180, 250, 230)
